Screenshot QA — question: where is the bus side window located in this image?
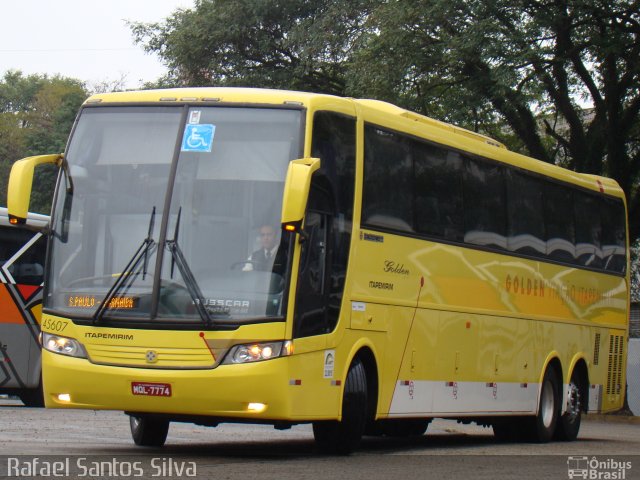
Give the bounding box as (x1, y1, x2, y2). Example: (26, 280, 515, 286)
(600, 198, 626, 274)
(294, 210, 330, 338)
(294, 180, 334, 338)
(299, 212, 327, 295)
(574, 192, 602, 268)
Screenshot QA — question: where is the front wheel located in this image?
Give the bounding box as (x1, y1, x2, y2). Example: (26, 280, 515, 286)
(18, 387, 44, 408)
(129, 415, 169, 447)
(19, 377, 45, 408)
(313, 357, 368, 454)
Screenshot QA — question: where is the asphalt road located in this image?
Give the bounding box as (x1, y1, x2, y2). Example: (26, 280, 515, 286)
(0, 398, 638, 479)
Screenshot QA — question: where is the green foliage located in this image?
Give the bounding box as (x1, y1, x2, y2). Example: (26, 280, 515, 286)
(632, 240, 640, 302)
(361, 0, 640, 241)
(0, 71, 87, 214)
(133, 0, 640, 245)
(129, 0, 373, 94)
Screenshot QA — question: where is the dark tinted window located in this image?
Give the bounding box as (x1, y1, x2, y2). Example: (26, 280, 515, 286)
(311, 112, 356, 220)
(363, 126, 413, 232)
(414, 145, 464, 241)
(574, 191, 602, 268)
(544, 182, 575, 262)
(360, 122, 626, 275)
(506, 170, 546, 257)
(295, 112, 356, 338)
(463, 157, 506, 249)
(601, 198, 626, 273)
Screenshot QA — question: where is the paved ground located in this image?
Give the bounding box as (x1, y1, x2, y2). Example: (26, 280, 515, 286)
(0, 398, 638, 479)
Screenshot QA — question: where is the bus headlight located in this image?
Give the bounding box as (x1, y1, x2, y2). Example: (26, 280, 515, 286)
(42, 332, 87, 359)
(223, 341, 292, 364)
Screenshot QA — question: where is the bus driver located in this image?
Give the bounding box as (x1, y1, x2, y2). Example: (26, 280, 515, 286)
(243, 225, 282, 272)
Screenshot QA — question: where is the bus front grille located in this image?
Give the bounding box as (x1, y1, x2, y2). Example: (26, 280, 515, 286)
(85, 344, 218, 370)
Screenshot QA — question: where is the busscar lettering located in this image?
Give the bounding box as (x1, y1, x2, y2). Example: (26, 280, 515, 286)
(369, 281, 394, 290)
(195, 299, 250, 314)
(196, 299, 250, 308)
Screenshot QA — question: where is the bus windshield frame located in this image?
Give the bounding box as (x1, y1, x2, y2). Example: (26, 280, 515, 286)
(44, 103, 305, 328)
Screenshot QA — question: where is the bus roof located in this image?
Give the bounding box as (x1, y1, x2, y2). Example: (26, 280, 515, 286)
(84, 87, 625, 200)
(84, 87, 322, 107)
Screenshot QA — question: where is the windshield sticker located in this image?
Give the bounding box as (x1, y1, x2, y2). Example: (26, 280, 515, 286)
(188, 110, 202, 124)
(181, 124, 215, 152)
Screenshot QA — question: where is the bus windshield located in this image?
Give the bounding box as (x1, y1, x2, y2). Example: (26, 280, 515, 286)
(46, 105, 303, 325)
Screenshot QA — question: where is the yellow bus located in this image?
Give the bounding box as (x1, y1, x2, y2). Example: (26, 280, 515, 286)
(7, 88, 628, 453)
(0, 207, 48, 406)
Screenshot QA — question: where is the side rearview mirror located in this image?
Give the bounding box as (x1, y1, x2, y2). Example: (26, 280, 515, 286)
(7, 154, 62, 224)
(280, 157, 321, 234)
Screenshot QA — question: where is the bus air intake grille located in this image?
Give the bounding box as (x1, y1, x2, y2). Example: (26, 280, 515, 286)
(606, 335, 624, 395)
(593, 333, 601, 366)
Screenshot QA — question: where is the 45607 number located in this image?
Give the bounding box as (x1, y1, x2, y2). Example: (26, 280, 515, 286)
(41, 319, 68, 333)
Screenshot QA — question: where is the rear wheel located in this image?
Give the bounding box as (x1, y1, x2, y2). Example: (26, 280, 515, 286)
(313, 357, 368, 454)
(523, 367, 560, 443)
(129, 415, 169, 447)
(555, 373, 583, 441)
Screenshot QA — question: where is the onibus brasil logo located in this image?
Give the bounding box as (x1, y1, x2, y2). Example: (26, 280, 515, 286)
(567, 456, 632, 479)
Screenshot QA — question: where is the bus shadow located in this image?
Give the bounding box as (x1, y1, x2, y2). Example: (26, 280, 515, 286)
(96, 431, 514, 459)
(94, 428, 614, 460)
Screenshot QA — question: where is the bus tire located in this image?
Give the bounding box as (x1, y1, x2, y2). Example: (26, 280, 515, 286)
(129, 415, 169, 447)
(19, 379, 44, 408)
(554, 372, 583, 441)
(524, 367, 560, 443)
(312, 357, 367, 454)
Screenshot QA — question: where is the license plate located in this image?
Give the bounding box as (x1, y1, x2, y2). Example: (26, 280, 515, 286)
(131, 382, 172, 397)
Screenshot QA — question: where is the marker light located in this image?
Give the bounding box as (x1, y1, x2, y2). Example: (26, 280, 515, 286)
(223, 341, 292, 364)
(57, 394, 71, 402)
(247, 403, 267, 413)
(42, 333, 87, 359)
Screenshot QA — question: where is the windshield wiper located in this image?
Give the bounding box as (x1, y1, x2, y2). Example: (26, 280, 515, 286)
(93, 207, 156, 324)
(165, 207, 214, 327)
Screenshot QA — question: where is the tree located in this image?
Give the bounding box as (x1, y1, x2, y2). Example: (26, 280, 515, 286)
(133, 0, 640, 246)
(0, 71, 87, 213)
(350, 0, 640, 243)
(129, 0, 372, 95)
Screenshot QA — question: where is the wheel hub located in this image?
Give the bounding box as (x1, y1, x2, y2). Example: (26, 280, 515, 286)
(566, 382, 581, 420)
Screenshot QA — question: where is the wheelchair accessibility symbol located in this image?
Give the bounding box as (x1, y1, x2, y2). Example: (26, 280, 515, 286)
(181, 124, 215, 152)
